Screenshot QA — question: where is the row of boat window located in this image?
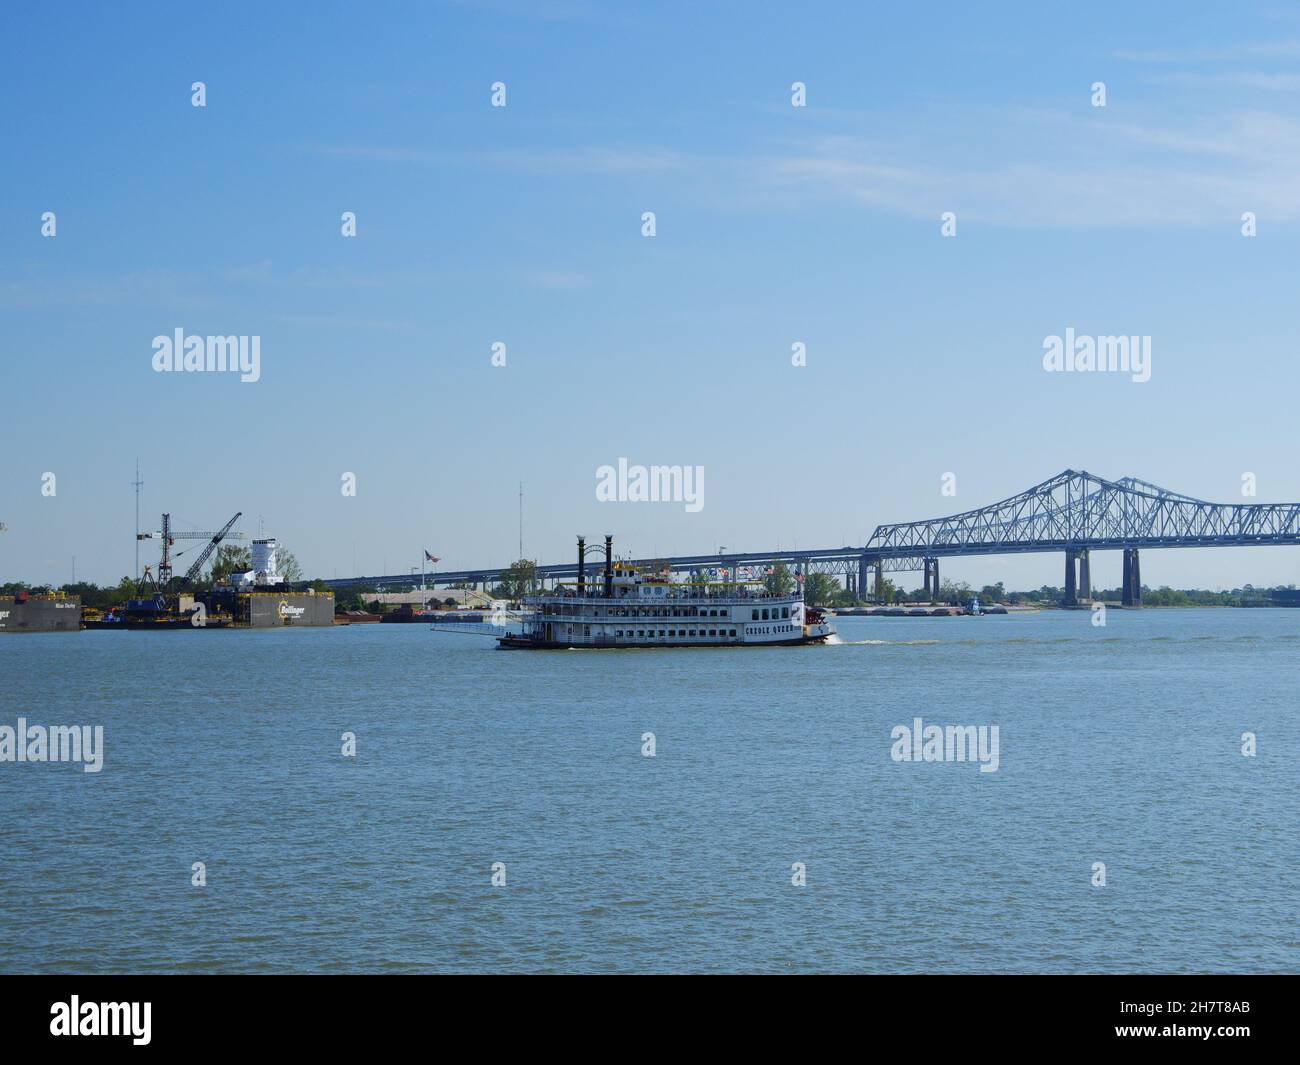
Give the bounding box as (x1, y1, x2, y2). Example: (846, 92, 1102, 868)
(616, 629, 740, 639)
(607, 624, 798, 639)
(542, 605, 793, 621)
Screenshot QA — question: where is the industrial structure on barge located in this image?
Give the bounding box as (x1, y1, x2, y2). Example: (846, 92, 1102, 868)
(87, 513, 333, 630)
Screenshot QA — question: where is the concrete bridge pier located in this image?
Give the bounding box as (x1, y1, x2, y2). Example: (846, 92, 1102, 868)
(874, 559, 883, 599)
(922, 557, 940, 601)
(1122, 548, 1143, 607)
(857, 555, 868, 600)
(1062, 549, 1093, 605)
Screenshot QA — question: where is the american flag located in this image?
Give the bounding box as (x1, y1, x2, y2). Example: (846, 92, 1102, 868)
(425, 550, 440, 563)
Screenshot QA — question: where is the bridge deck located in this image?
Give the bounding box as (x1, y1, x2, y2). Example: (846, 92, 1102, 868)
(314, 470, 1300, 589)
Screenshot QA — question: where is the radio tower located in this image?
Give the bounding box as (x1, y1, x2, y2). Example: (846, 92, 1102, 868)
(131, 459, 144, 581)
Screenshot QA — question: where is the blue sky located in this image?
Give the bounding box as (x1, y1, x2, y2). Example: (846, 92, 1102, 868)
(3, 1, 1300, 591)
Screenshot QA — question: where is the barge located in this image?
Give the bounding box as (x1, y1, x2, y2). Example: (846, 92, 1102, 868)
(0, 592, 82, 633)
(88, 537, 333, 629)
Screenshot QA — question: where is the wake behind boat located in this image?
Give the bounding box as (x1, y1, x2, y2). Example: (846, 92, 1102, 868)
(497, 536, 835, 650)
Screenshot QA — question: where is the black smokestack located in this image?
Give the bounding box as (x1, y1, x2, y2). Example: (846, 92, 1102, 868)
(577, 536, 585, 597)
(604, 534, 613, 598)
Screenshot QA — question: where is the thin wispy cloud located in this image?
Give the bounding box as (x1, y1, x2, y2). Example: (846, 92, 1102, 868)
(220, 263, 389, 290)
(526, 269, 593, 290)
(313, 95, 1300, 228)
(1147, 70, 1300, 91)
(1114, 39, 1300, 62)
(268, 312, 413, 334)
(314, 144, 685, 174)
(0, 269, 214, 310)
(766, 108, 1300, 226)
(0, 262, 401, 311)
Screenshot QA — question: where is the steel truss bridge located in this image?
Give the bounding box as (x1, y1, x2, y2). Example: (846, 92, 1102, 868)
(322, 471, 1300, 606)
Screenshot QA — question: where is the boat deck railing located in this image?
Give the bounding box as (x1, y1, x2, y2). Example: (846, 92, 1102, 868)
(528, 590, 800, 606)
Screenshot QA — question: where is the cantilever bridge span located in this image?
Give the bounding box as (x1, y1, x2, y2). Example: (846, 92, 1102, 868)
(857, 469, 1300, 604)
(325, 471, 1300, 606)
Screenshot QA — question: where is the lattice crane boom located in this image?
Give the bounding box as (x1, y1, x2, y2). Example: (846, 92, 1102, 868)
(181, 512, 243, 585)
(137, 512, 247, 586)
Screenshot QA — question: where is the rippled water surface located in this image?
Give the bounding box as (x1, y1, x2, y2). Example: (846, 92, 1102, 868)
(1, 608, 1296, 973)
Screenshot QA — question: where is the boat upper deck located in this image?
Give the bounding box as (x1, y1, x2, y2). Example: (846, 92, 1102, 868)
(524, 536, 805, 617)
(528, 584, 799, 606)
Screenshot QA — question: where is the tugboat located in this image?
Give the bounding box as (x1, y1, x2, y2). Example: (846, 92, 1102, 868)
(498, 536, 836, 649)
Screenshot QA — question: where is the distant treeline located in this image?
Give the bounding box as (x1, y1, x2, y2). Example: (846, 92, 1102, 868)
(831, 578, 1294, 607)
(2, 578, 1294, 612)
(1001, 585, 1292, 607)
(3, 579, 140, 610)
(0, 579, 454, 615)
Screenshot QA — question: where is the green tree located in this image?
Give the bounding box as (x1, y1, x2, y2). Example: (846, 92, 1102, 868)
(804, 572, 837, 605)
(277, 548, 303, 584)
(57, 580, 135, 610)
(333, 588, 364, 612)
(937, 579, 971, 605)
(498, 559, 538, 599)
(829, 583, 857, 606)
(764, 560, 794, 596)
(210, 544, 251, 584)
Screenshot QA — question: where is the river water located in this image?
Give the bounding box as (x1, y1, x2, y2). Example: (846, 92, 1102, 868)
(1, 608, 1295, 972)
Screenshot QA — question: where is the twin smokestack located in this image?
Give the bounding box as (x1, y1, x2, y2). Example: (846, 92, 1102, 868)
(576, 535, 615, 598)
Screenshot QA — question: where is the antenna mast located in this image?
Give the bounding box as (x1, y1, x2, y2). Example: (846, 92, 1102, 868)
(131, 459, 144, 581)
